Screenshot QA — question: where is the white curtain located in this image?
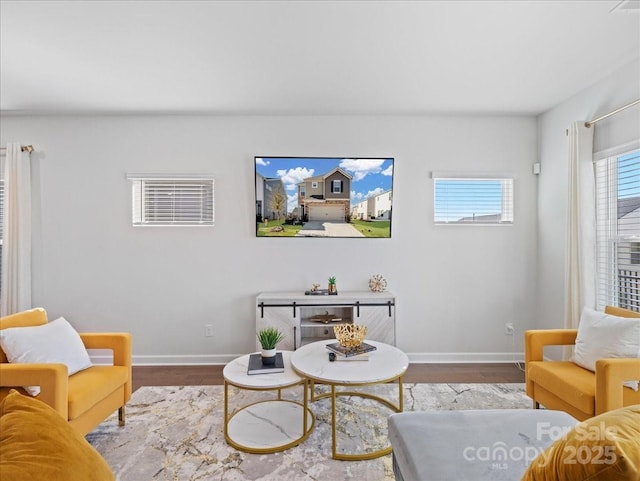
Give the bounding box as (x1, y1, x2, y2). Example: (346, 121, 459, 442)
(0, 143, 31, 316)
(564, 121, 595, 332)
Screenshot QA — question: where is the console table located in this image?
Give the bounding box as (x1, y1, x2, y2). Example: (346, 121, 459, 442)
(256, 291, 396, 350)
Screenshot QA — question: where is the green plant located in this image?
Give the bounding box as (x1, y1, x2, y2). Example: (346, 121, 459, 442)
(328, 276, 336, 285)
(257, 327, 285, 350)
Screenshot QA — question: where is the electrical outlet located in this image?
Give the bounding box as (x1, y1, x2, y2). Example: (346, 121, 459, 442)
(205, 324, 214, 337)
(505, 323, 514, 335)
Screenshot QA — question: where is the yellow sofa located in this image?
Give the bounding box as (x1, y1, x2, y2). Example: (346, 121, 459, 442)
(0, 308, 132, 436)
(525, 306, 640, 421)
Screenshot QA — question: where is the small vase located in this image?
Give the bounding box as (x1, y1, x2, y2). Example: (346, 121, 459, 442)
(261, 348, 276, 365)
(328, 283, 337, 293)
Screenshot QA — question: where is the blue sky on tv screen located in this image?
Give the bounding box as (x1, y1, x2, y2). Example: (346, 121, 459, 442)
(255, 157, 393, 212)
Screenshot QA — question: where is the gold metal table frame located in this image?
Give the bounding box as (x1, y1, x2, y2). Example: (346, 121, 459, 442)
(223, 351, 315, 455)
(307, 374, 404, 461)
(223, 379, 314, 454)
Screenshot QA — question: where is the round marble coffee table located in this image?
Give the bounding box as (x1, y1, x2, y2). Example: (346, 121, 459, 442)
(223, 351, 314, 453)
(290, 340, 409, 460)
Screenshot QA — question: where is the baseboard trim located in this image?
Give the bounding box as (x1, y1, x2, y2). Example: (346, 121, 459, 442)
(91, 351, 525, 366)
(407, 352, 524, 363)
(91, 354, 241, 365)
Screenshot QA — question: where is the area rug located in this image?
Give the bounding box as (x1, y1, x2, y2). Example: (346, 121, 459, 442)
(87, 383, 530, 481)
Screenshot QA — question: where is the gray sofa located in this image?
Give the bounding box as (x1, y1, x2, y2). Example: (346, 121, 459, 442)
(388, 409, 577, 481)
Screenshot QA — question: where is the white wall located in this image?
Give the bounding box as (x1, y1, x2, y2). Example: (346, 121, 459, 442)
(1, 114, 538, 364)
(536, 58, 640, 331)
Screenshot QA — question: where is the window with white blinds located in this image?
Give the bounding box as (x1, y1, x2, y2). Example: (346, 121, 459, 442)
(128, 175, 214, 226)
(0, 175, 4, 242)
(433, 176, 514, 224)
(0, 172, 4, 295)
(595, 146, 640, 312)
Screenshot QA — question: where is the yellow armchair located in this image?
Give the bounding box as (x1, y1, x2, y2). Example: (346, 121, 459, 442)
(0, 308, 132, 435)
(525, 306, 640, 421)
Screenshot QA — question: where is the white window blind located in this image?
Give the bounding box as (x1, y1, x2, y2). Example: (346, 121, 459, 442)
(433, 176, 514, 224)
(595, 147, 640, 312)
(0, 167, 4, 294)
(0, 172, 4, 242)
(127, 174, 214, 226)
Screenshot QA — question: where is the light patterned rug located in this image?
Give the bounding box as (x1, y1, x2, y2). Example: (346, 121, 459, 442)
(86, 383, 530, 481)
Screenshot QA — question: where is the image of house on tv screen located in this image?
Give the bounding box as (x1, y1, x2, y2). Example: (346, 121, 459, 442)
(255, 157, 394, 238)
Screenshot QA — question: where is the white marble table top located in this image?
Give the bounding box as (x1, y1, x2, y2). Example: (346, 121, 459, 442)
(290, 340, 409, 384)
(223, 351, 303, 389)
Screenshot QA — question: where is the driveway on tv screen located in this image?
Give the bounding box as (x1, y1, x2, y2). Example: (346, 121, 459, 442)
(296, 221, 364, 237)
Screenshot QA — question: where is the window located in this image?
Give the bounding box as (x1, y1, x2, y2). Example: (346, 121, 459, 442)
(128, 174, 214, 226)
(311, 181, 318, 188)
(595, 147, 640, 311)
(632, 242, 640, 265)
(433, 175, 514, 224)
(0, 171, 3, 294)
(332, 180, 342, 193)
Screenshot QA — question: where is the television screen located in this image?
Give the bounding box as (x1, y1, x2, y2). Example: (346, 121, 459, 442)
(255, 157, 394, 238)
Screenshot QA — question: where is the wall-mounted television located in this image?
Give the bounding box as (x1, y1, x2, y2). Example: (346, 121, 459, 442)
(255, 157, 394, 238)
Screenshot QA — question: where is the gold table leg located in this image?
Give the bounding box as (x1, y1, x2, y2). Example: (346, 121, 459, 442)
(223, 381, 229, 441)
(331, 384, 337, 458)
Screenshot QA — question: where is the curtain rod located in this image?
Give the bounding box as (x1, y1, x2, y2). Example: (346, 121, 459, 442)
(0, 145, 34, 153)
(585, 99, 640, 128)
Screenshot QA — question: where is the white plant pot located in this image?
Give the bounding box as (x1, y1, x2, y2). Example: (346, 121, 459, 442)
(261, 348, 276, 365)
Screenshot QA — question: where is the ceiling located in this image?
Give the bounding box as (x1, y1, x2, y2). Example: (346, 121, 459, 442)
(1, 0, 639, 116)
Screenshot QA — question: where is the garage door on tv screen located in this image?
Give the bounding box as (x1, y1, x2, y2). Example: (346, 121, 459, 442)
(255, 157, 394, 238)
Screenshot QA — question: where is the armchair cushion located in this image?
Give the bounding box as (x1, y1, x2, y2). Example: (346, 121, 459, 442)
(573, 307, 640, 391)
(0, 389, 114, 481)
(527, 361, 596, 415)
(67, 366, 129, 419)
(0, 317, 92, 396)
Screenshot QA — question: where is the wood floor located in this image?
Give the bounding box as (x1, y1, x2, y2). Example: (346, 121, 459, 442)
(132, 363, 525, 393)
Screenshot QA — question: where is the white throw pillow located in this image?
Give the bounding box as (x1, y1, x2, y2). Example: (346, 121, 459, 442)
(0, 316, 92, 396)
(573, 307, 640, 391)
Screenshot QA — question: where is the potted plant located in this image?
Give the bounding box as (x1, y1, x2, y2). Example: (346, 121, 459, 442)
(328, 276, 337, 293)
(257, 327, 285, 365)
